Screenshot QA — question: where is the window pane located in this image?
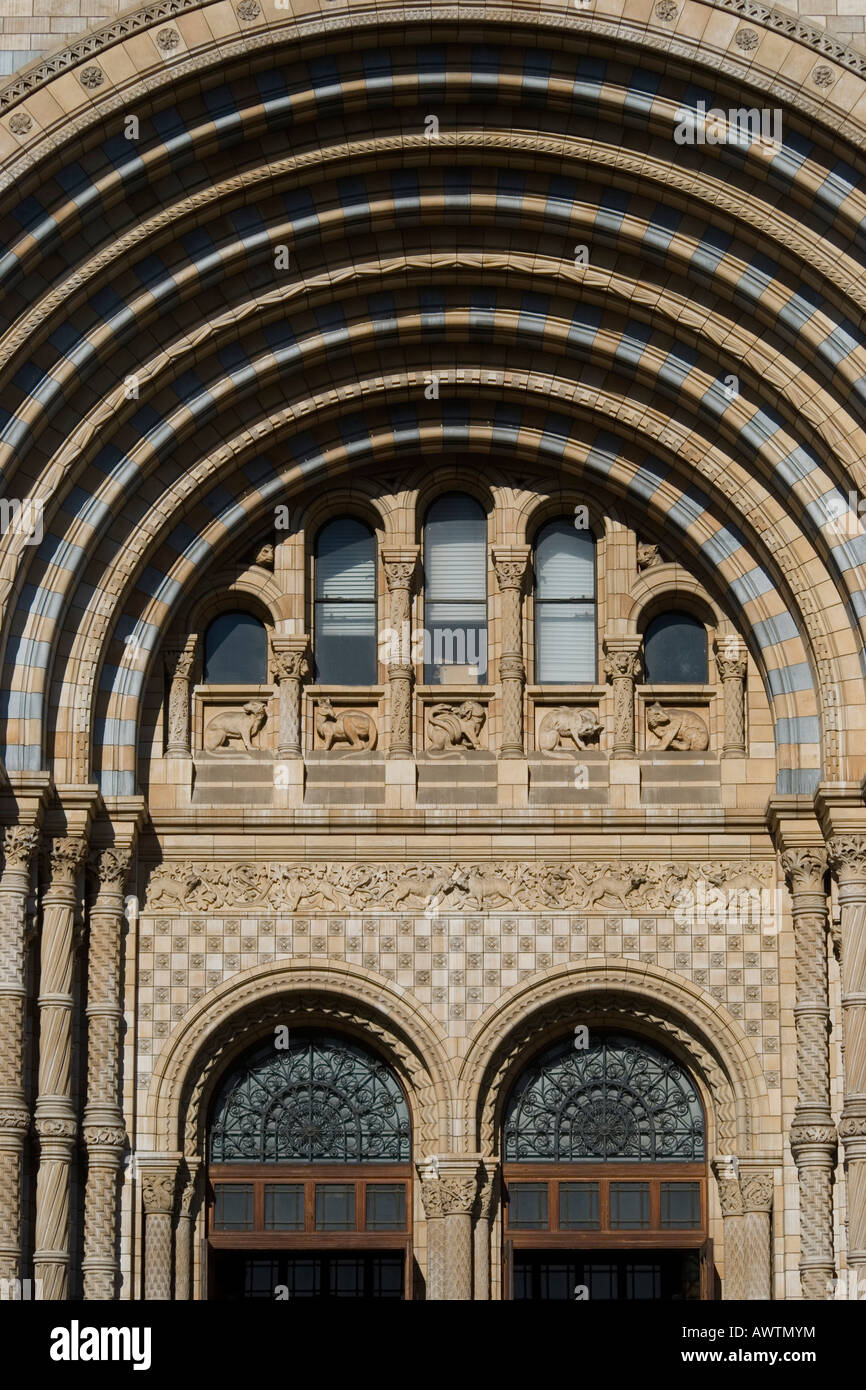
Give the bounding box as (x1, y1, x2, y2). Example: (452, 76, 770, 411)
(536, 520, 595, 599)
(315, 1184, 356, 1231)
(627, 1262, 662, 1299)
(424, 494, 487, 683)
(660, 1182, 701, 1229)
(508, 1183, 548, 1229)
(213, 1184, 254, 1231)
(536, 602, 596, 682)
(644, 612, 707, 683)
(610, 1182, 650, 1229)
(314, 519, 376, 685)
(264, 1184, 304, 1231)
(559, 1183, 599, 1230)
(204, 612, 267, 684)
(365, 1184, 406, 1230)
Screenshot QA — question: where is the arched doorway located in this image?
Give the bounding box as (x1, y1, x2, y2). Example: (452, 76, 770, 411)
(206, 1031, 413, 1299)
(501, 1031, 711, 1301)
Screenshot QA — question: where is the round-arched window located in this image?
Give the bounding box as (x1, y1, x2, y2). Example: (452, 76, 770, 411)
(643, 611, 707, 684)
(504, 1032, 705, 1163)
(204, 611, 267, 684)
(210, 1032, 411, 1164)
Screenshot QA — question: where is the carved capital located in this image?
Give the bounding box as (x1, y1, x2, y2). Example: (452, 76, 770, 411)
(35, 1115, 77, 1142)
(141, 1170, 179, 1215)
(790, 1122, 837, 1157)
(382, 549, 419, 592)
(838, 1115, 866, 1142)
(163, 637, 196, 682)
(420, 1179, 444, 1219)
(45, 836, 88, 889)
(1, 825, 40, 874)
(828, 836, 866, 881)
(88, 847, 133, 895)
(716, 1178, 744, 1218)
(492, 547, 531, 592)
(781, 847, 828, 895)
(271, 638, 310, 684)
(740, 1171, 774, 1213)
(602, 637, 642, 683)
(81, 1122, 126, 1151)
(0, 1105, 30, 1134)
(439, 1178, 478, 1215)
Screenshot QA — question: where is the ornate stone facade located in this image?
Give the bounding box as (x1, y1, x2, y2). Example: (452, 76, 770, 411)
(0, 0, 865, 1305)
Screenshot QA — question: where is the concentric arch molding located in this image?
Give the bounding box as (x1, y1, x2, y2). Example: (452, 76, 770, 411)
(2, 0, 866, 148)
(457, 959, 773, 1156)
(143, 958, 456, 1156)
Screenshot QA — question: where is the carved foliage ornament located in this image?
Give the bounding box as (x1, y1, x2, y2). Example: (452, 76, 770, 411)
(828, 837, 866, 878)
(1, 824, 40, 871)
(89, 847, 133, 893)
(47, 836, 88, 886)
(780, 848, 827, 894)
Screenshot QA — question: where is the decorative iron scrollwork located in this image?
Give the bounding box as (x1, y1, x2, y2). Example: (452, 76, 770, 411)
(210, 1032, 410, 1163)
(504, 1033, 705, 1162)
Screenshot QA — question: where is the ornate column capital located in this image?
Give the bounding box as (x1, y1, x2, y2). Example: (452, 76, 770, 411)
(1, 824, 40, 876)
(44, 836, 87, 892)
(271, 634, 310, 684)
(139, 1155, 182, 1216)
(828, 836, 866, 882)
(602, 634, 642, 681)
(87, 846, 133, 898)
(163, 635, 196, 681)
(781, 846, 828, 894)
(713, 637, 748, 683)
(711, 1155, 744, 1217)
(740, 1170, 774, 1214)
(491, 546, 531, 592)
(382, 547, 420, 592)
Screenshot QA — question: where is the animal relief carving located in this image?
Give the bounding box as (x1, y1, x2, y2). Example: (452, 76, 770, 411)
(538, 707, 603, 756)
(204, 700, 268, 753)
(426, 700, 486, 754)
(315, 698, 377, 752)
(647, 703, 709, 751)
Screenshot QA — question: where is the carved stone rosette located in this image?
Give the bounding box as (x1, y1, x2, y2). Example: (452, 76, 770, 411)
(602, 636, 642, 757)
(271, 635, 310, 758)
(493, 547, 530, 758)
(382, 548, 419, 758)
(714, 639, 748, 758)
(164, 636, 197, 758)
(828, 835, 866, 1280)
(780, 846, 836, 1298)
(33, 835, 87, 1300)
(140, 1157, 182, 1300)
(0, 823, 40, 1281)
(81, 846, 133, 1300)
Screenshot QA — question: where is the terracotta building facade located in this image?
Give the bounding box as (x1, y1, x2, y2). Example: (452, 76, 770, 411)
(1, 0, 866, 1301)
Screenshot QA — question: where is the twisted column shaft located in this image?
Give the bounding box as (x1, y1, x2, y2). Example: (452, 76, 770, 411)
(0, 825, 40, 1283)
(33, 836, 87, 1300)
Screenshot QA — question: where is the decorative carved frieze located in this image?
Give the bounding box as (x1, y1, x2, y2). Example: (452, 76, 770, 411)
(143, 858, 775, 914)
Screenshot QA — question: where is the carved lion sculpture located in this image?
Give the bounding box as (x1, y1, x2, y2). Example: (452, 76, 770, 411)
(646, 702, 709, 751)
(538, 707, 603, 756)
(315, 698, 377, 751)
(426, 700, 486, 754)
(204, 699, 268, 753)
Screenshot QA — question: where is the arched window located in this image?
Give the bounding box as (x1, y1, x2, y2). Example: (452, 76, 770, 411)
(314, 518, 377, 685)
(204, 611, 267, 684)
(534, 519, 596, 683)
(208, 1032, 412, 1300)
(644, 611, 707, 684)
(502, 1033, 708, 1301)
(210, 1033, 411, 1163)
(504, 1033, 705, 1163)
(423, 493, 487, 683)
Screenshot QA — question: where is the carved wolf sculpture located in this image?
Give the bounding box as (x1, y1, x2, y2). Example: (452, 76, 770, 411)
(584, 870, 647, 910)
(204, 699, 268, 752)
(646, 702, 709, 751)
(315, 698, 377, 751)
(538, 707, 603, 755)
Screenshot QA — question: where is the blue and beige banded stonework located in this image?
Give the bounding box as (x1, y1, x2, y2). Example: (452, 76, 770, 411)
(0, 0, 865, 1303)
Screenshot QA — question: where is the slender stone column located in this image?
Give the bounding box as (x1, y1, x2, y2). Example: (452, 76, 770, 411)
(419, 1176, 445, 1301)
(714, 639, 748, 758)
(271, 636, 310, 758)
(33, 835, 88, 1300)
(174, 1161, 201, 1301)
(81, 847, 132, 1300)
(164, 637, 197, 758)
(472, 1163, 498, 1301)
(712, 1156, 745, 1300)
(382, 549, 419, 758)
(438, 1156, 482, 1300)
(603, 636, 642, 758)
(781, 847, 836, 1299)
(740, 1171, 774, 1300)
(828, 836, 866, 1284)
(492, 548, 530, 758)
(0, 824, 40, 1284)
(140, 1156, 181, 1300)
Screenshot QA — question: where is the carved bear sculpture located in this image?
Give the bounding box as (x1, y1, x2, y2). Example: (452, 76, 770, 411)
(204, 699, 268, 753)
(538, 707, 603, 755)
